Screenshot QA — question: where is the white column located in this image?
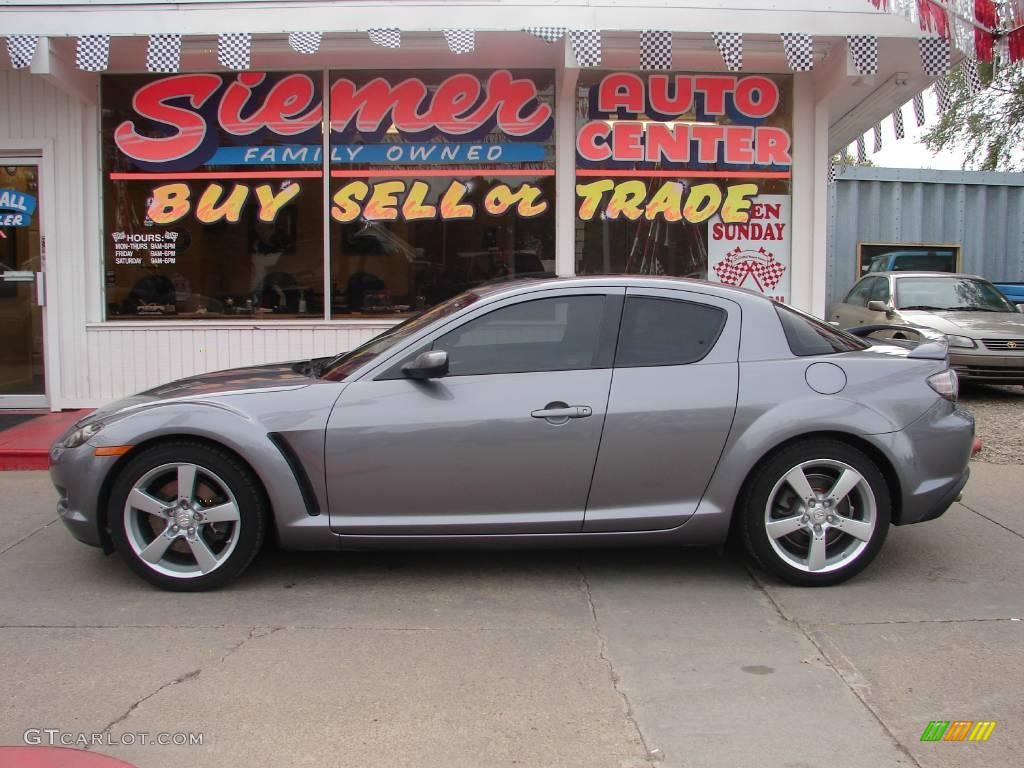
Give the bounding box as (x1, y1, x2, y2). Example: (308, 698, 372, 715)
(789, 72, 816, 315)
(555, 57, 580, 277)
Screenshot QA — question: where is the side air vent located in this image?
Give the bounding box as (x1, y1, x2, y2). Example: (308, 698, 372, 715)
(267, 432, 320, 517)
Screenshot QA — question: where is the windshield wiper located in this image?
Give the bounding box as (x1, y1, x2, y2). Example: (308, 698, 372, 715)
(945, 306, 1003, 312)
(899, 305, 945, 311)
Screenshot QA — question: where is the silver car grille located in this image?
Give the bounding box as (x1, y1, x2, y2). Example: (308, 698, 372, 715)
(981, 338, 1024, 351)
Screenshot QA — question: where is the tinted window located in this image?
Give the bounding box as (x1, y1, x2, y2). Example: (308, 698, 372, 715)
(434, 296, 607, 376)
(775, 304, 868, 356)
(616, 297, 726, 367)
(844, 278, 876, 307)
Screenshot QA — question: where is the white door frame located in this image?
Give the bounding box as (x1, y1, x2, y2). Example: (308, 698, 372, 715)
(0, 143, 57, 410)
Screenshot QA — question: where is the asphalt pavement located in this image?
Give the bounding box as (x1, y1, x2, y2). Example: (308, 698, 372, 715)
(0, 463, 1021, 768)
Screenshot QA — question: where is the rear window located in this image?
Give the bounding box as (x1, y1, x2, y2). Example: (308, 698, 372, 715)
(775, 303, 868, 357)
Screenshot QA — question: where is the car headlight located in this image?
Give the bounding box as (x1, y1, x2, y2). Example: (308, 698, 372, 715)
(945, 334, 977, 349)
(62, 422, 103, 449)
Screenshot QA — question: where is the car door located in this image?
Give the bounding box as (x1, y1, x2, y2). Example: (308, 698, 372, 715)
(583, 288, 740, 532)
(324, 288, 623, 535)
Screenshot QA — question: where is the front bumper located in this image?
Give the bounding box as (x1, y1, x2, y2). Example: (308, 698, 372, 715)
(949, 351, 1024, 384)
(49, 441, 119, 550)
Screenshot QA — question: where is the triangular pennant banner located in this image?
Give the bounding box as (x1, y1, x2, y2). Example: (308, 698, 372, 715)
(829, 155, 838, 185)
(780, 32, 814, 71)
(289, 32, 322, 55)
(847, 35, 878, 75)
(712, 32, 743, 71)
(569, 30, 601, 67)
(76, 34, 110, 72)
(912, 93, 926, 126)
(961, 57, 983, 95)
(525, 27, 566, 43)
(6, 35, 38, 69)
(146, 34, 182, 73)
(856, 135, 867, 164)
(892, 106, 905, 140)
(443, 29, 475, 55)
(919, 36, 950, 76)
(218, 33, 251, 70)
(368, 28, 401, 48)
(640, 30, 672, 70)
(873, 122, 883, 153)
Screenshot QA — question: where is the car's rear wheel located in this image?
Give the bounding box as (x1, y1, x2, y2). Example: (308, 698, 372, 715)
(108, 441, 267, 591)
(740, 440, 890, 587)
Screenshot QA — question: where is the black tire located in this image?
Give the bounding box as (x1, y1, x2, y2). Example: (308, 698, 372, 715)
(108, 440, 267, 591)
(739, 439, 891, 587)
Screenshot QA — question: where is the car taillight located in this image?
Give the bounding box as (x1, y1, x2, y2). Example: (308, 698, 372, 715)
(927, 368, 959, 402)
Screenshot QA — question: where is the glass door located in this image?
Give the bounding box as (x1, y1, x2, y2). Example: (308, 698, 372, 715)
(0, 159, 47, 408)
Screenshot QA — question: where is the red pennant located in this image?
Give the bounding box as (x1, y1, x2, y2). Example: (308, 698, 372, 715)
(918, 0, 949, 38)
(1010, 27, 1024, 62)
(974, 0, 997, 61)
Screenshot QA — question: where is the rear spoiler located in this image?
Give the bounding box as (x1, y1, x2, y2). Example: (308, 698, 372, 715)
(844, 324, 949, 360)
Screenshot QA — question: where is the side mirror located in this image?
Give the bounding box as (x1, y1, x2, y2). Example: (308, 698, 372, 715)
(866, 300, 893, 316)
(402, 350, 449, 380)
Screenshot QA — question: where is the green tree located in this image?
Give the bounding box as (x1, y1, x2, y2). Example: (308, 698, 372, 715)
(922, 61, 1024, 171)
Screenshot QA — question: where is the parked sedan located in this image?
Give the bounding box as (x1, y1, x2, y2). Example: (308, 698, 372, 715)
(51, 277, 974, 591)
(831, 272, 1024, 385)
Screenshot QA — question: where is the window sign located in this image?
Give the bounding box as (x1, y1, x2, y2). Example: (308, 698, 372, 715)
(708, 193, 791, 302)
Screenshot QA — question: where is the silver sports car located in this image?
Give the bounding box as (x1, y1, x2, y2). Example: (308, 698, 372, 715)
(50, 277, 974, 591)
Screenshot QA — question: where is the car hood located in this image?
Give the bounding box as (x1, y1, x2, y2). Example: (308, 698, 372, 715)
(84, 362, 312, 424)
(900, 310, 1024, 336)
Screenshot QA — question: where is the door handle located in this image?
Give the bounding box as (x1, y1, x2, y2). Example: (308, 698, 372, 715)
(531, 405, 592, 420)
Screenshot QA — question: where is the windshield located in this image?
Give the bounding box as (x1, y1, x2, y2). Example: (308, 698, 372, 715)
(318, 292, 480, 380)
(895, 277, 1016, 312)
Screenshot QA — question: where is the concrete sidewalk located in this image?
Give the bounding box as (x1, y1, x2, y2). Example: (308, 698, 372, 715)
(0, 462, 1020, 768)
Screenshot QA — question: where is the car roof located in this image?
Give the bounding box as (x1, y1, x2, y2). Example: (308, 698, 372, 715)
(471, 274, 773, 305)
(868, 271, 986, 280)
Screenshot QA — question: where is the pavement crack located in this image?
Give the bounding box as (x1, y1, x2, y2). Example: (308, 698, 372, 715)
(578, 565, 659, 767)
(958, 500, 1024, 540)
(0, 519, 57, 557)
(745, 565, 922, 768)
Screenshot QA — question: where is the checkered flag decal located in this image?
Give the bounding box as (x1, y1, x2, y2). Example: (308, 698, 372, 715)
(961, 58, 982, 95)
(912, 93, 926, 126)
(919, 36, 950, 76)
(569, 30, 601, 67)
(712, 32, 743, 71)
(892, 106, 905, 140)
(934, 77, 952, 111)
(368, 28, 401, 48)
(781, 33, 814, 72)
(443, 29, 475, 55)
(856, 135, 867, 164)
(146, 34, 181, 73)
(847, 35, 878, 75)
(6, 35, 38, 69)
(218, 33, 251, 70)
(873, 122, 883, 153)
(76, 35, 110, 72)
(525, 27, 566, 43)
(641, 30, 672, 70)
(289, 32, 322, 55)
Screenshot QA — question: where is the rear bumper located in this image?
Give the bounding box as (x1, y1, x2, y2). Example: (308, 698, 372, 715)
(950, 352, 1024, 384)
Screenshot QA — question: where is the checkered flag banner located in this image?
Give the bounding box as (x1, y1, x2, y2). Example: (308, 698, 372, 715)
(873, 122, 883, 153)
(781, 33, 814, 72)
(829, 155, 838, 185)
(856, 135, 867, 164)
(525, 27, 566, 43)
(640, 30, 672, 70)
(218, 33, 251, 70)
(892, 105, 906, 140)
(569, 30, 601, 67)
(934, 77, 952, 111)
(961, 57, 983, 95)
(289, 32, 322, 55)
(76, 34, 110, 72)
(919, 36, 950, 76)
(368, 28, 401, 48)
(6, 35, 38, 69)
(847, 35, 879, 75)
(712, 32, 743, 71)
(146, 34, 182, 73)
(912, 92, 926, 126)
(443, 29, 475, 55)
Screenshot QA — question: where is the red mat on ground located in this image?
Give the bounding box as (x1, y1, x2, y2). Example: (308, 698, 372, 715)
(0, 410, 92, 471)
(0, 747, 136, 767)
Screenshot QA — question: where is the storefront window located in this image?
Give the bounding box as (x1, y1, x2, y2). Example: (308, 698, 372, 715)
(102, 72, 326, 319)
(575, 72, 794, 302)
(327, 70, 555, 317)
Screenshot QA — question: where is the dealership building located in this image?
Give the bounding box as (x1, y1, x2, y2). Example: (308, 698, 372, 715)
(0, 0, 967, 409)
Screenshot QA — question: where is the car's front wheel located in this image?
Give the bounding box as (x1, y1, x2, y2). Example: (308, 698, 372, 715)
(108, 441, 267, 591)
(740, 440, 891, 587)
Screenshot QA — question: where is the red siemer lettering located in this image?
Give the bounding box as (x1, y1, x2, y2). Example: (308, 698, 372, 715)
(114, 70, 553, 166)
